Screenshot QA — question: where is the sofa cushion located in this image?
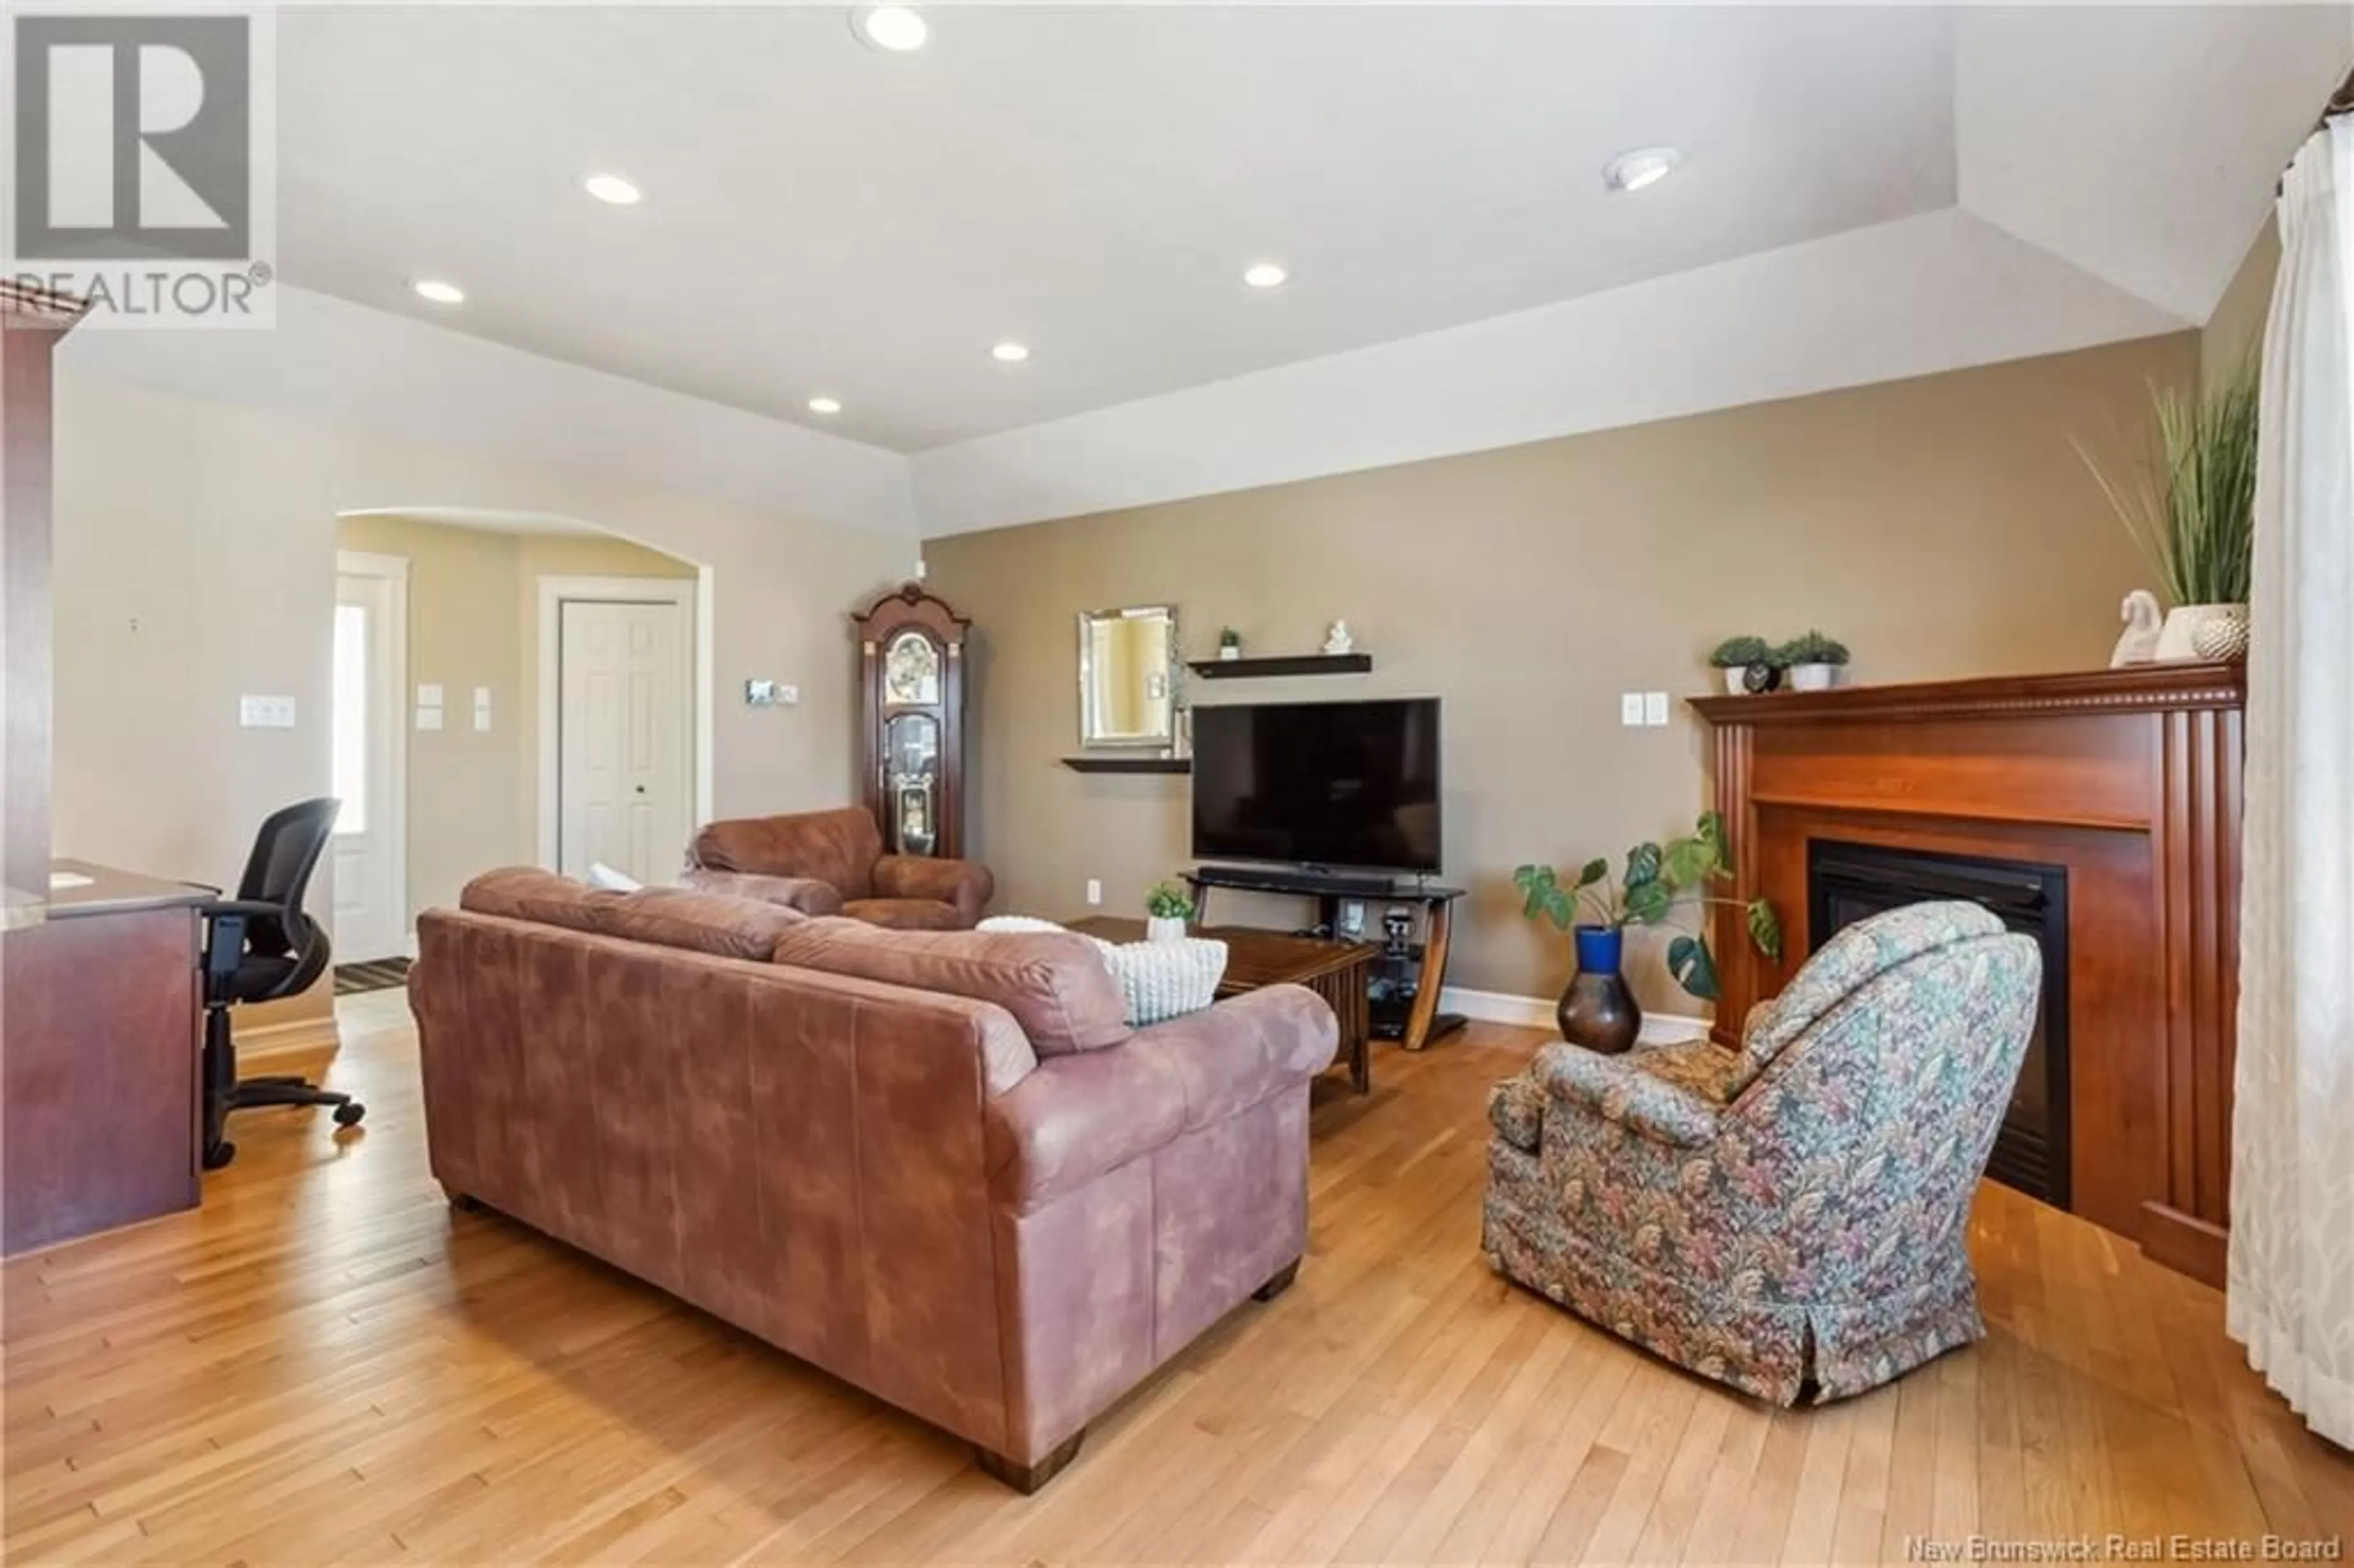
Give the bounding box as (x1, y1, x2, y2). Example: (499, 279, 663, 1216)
(769, 918, 1130, 1056)
(682, 866, 845, 917)
(841, 896, 970, 931)
(460, 866, 609, 929)
(595, 886, 807, 961)
(459, 867, 804, 962)
(691, 806, 881, 899)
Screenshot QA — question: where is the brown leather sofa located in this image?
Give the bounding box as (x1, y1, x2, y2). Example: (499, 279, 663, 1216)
(683, 805, 992, 930)
(409, 869, 1336, 1491)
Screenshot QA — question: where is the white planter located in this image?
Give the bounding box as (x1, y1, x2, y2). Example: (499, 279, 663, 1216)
(1721, 668, 1748, 695)
(2152, 603, 2247, 663)
(1787, 662, 1841, 692)
(1218, 645, 1241, 661)
(1146, 915, 1187, 943)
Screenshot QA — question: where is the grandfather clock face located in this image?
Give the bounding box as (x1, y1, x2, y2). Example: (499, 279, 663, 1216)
(883, 631, 940, 706)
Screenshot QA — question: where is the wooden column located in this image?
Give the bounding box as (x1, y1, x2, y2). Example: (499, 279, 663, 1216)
(2, 283, 84, 910)
(1691, 665, 2247, 1285)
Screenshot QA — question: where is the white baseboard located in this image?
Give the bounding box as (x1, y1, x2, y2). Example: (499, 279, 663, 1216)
(237, 1013, 342, 1063)
(1441, 986, 1713, 1045)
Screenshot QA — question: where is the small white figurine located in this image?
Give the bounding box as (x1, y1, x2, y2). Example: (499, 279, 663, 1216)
(1323, 620, 1355, 656)
(2110, 590, 2163, 668)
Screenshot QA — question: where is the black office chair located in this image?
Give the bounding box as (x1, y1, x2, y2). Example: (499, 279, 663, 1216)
(200, 797, 365, 1170)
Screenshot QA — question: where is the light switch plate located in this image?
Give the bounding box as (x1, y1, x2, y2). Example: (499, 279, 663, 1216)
(473, 686, 492, 708)
(1086, 878, 1103, 907)
(416, 683, 443, 708)
(238, 695, 296, 729)
(1619, 692, 1645, 728)
(472, 709, 490, 733)
(416, 706, 444, 732)
(1644, 691, 1670, 726)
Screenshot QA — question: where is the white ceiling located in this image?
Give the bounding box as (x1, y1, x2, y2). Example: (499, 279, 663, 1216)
(88, 5, 2350, 538)
(278, 4, 1963, 451)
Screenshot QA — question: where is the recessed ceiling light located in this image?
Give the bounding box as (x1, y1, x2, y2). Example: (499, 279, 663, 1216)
(851, 4, 927, 52)
(581, 172, 642, 206)
(808, 395, 843, 415)
(1603, 147, 1682, 194)
(1243, 262, 1289, 289)
(991, 341, 1030, 363)
(411, 278, 465, 305)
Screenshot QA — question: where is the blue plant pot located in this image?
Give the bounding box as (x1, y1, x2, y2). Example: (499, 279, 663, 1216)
(1558, 924, 1642, 1055)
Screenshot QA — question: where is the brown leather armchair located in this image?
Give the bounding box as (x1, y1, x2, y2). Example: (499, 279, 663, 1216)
(684, 805, 993, 930)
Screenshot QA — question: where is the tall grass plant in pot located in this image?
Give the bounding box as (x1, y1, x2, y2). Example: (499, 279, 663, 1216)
(2076, 358, 2258, 661)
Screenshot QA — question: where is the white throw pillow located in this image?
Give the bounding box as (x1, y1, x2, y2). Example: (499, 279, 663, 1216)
(585, 862, 644, 892)
(977, 915, 1227, 1024)
(1091, 935, 1228, 1025)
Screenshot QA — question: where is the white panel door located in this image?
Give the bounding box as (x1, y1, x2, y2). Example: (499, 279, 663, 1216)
(330, 562, 407, 962)
(558, 600, 688, 883)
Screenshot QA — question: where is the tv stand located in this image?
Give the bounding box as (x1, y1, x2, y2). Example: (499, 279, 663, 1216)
(1185, 866, 1466, 1051)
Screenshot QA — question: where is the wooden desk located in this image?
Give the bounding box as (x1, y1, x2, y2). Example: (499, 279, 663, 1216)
(1, 860, 208, 1255)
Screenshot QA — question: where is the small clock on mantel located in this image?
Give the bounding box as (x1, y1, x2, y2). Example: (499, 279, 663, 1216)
(851, 582, 971, 861)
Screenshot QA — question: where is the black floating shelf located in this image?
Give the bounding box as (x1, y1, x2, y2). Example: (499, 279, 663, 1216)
(1186, 653, 1373, 680)
(1059, 755, 1192, 774)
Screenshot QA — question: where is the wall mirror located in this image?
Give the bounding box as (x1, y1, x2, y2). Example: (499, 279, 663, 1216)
(1077, 605, 1179, 747)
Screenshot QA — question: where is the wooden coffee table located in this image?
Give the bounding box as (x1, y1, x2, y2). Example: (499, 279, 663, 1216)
(1069, 918, 1377, 1094)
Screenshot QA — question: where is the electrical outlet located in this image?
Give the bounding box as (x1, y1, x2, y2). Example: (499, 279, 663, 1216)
(1086, 878, 1103, 907)
(1644, 691, 1670, 726)
(1619, 692, 1645, 728)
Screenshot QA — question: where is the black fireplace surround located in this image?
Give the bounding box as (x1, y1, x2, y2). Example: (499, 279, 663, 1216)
(1805, 840, 2071, 1208)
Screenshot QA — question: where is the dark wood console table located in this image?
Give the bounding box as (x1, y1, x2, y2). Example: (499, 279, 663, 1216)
(1183, 866, 1466, 1052)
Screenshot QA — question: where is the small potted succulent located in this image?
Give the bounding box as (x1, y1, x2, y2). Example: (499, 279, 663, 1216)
(1775, 630, 1850, 692)
(1707, 635, 1778, 695)
(1145, 880, 1196, 942)
(1217, 626, 1243, 661)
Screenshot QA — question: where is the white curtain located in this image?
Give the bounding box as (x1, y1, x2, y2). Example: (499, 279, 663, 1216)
(2226, 118, 2354, 1450)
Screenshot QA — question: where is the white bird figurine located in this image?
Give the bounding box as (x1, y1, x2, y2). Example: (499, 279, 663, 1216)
(2110, 590, 2163, 668)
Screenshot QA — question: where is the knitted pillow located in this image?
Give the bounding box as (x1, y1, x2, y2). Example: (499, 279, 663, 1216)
(977, 916, 1227, 1026)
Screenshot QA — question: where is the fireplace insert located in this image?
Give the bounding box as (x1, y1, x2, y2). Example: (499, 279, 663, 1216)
(1805, 840, 2071, 1208)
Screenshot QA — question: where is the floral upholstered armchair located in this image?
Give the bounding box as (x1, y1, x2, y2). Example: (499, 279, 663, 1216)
(1484, 901, 2041, 1404)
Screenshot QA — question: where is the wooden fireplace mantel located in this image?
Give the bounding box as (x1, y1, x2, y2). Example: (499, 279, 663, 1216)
(1691, 663, 2245, 1285)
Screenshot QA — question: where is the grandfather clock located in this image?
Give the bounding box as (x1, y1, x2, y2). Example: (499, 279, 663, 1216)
(852, 583, 971, 860)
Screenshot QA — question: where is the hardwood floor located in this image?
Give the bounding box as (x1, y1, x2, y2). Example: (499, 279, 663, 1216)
(5, 996, 2346, 1565)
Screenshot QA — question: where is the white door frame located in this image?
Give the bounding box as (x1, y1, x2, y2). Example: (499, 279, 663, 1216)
(333, 549, 410, 955)
(536, 574, 707, 873)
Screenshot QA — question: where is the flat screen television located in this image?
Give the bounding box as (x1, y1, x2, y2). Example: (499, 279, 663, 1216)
(1190, 698, 1442, 874)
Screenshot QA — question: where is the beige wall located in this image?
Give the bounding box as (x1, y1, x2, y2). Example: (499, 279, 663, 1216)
(925, 333, 2198, 1016)
(2203, 218, 2281, 384)
(331, 516, 695, 926)
(52, 368, 908, 1030)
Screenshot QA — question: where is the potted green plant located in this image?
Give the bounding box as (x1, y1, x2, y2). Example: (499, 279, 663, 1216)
(2076, 357, 2257, 661)
(1775, 630, 1850, 692)
(1217, 626, 1243, 662)
(1513, 813, 1782, 1054)
(1707, 635, 1777, 695)
(1145, 880, 1196, 942)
